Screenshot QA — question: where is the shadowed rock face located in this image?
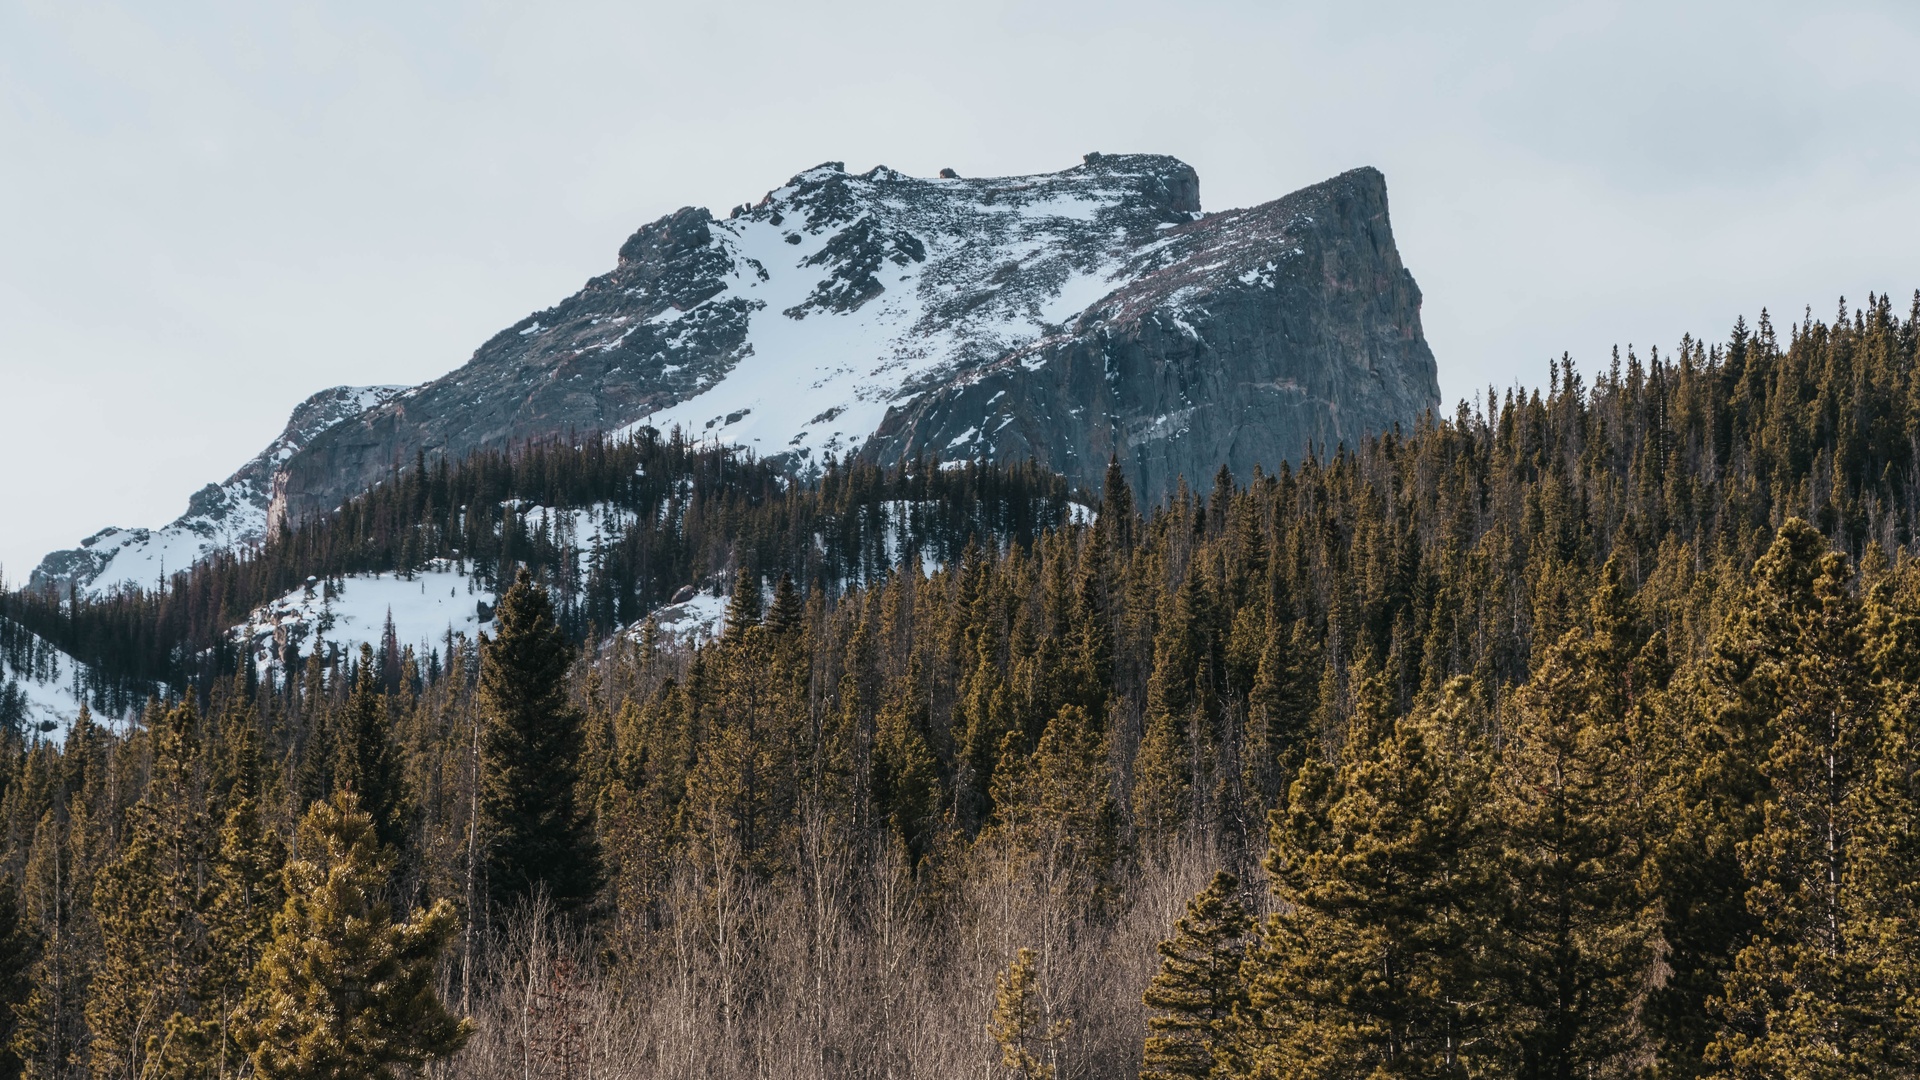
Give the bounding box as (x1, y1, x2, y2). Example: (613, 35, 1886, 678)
(861, 166, 1437, 499)
(200, 156, 1437, 549)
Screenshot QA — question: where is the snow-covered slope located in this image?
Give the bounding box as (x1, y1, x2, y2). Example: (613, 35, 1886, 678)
(33, 385, 405, 597)
(31, 154, 1438, 593)
(1, 617, 129, 734)
(610, 160, 1195, 466)
(232, 561, 497, 678)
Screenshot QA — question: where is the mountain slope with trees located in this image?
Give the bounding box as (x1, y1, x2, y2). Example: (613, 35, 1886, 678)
(3, 293, 1920, 1078)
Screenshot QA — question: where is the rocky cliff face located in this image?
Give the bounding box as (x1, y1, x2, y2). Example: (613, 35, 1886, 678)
(861, 164, 1436, 498)
(38, 154, 1439, 588)
(270, 153, 1435, 525)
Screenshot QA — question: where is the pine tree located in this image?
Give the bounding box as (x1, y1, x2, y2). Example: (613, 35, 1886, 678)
(1487, 571, 1657, 1078)
(988, 947, 1071, 1080)
(239, 791, 470, 1079)
(1853, 559, 1920, 1071)
(0, 871, 33, 1079)
(335, 645, 410, 855)
(179, 717, 286, 1077)
(478, 568, 600, 914)
(1707, 524, 1893, 1075)
(765, 571, 803, 635)
(1239, 671, 1489, 1077)
(724, 564, 762, 642)
(1134, 579, 1204, 845)
(1141, 870, 1252, 1080)
(683, 621, 806, 874)
(13, 795, 100, 1080)
(87, 700, 209, 1080)
(870, 664, 940, 864)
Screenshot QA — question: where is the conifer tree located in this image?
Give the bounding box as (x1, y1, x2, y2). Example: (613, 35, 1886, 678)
(0, 872, 32, 1079)
(240, 791, 470, 1079)
(1854, 561, 1920, 1071)
(766, 571, 803, 635)
(1707, 524, 1894, 1074)
(1239, 671, 1489, 1077)
(1134, 579, 1205, 845)
(684, 618, 806, 873)
(723, 564, 762, 642)
(1101, 454, 1137, 553)
(87, 700, 209, 1080)
(987, 947, 1070, 1080)
(871, 664, 940, 863)
(335, 645, 410, 855)
(1635, 522, 1817, 1074)
(478, 568, 600, 914)
(1487, 571, 1657, 1078)
(1141, 870, 1252, 1080)
(14, 796, 100, 1080)
(294, 652, 334, 806)
(179, 717, 286, 1076)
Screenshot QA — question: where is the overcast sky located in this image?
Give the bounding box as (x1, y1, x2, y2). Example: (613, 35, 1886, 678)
(3, 0, 1917, 578)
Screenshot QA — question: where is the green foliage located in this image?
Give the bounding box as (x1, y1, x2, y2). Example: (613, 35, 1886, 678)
(86, 700, 209, 1080)
(240, 791, 469, 1079)
(0, 871, 33, 1078)
(334, 646, 410, 855)
(1141, 870, 1252, 1080)
(988, 947, 1070, 1080)
(1241, 671, 1488, 1077)
(6, 297, 1920, 1076)
(479, 569, 600, 915)
(1486, 566, 1660, 1078)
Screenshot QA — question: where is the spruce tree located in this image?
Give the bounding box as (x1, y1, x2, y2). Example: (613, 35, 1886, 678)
(1239, 671, 1489, 1077)
(1707, 525, 1892, 1074)
(871, 664, 940, 864)
(87, 700, 209, 1080)
(0, 872, 32, 1079)
(1487, 573, 1657, 1078)
(180, 717, 286, 1077)
(479, 568, 599, 915)
(723, 564, 762, 642)
(765, 571, 803, 635)
(14, 798, 100, 1080)
(335, 645, 410, 855)
(240, 791, 470, 1079)
(1141, 870, 1252, 1080)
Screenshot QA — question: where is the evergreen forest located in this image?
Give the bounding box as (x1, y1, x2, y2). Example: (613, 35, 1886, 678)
(5, 294, 1920, 1078)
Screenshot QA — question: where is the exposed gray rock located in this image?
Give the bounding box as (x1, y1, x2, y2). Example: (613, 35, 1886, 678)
(862, 167, 1437, 497)
(265, 154, 1434, 524)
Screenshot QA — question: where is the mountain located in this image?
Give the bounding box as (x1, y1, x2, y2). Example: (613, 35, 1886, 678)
(270, 153, 1437, 526)
(33, 153, 1438, 591)
(31, 384, 404, 595)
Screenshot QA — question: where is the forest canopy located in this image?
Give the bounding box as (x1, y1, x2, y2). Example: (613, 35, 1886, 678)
(5, 293, 1920, 1078)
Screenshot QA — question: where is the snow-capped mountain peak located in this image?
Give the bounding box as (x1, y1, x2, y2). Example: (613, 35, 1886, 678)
(265, 153, 1433, 527)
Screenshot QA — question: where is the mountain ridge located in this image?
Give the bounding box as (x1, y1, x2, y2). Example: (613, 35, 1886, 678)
(31, 384, 405, 595)
(35, 153, 1439, 593)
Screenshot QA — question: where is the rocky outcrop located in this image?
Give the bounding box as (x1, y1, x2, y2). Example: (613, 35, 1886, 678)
(861, 167, 1436, 497)
(269, 154, 1434, 522)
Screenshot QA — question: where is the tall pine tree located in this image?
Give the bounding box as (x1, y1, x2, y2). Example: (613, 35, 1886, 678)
(478, 568, 600, 915)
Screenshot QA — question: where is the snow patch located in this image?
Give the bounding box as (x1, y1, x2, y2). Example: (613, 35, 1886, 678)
(232, 562, 495, 679)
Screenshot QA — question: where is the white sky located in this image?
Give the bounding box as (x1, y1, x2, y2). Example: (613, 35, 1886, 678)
(3, 0, 1917, 579)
